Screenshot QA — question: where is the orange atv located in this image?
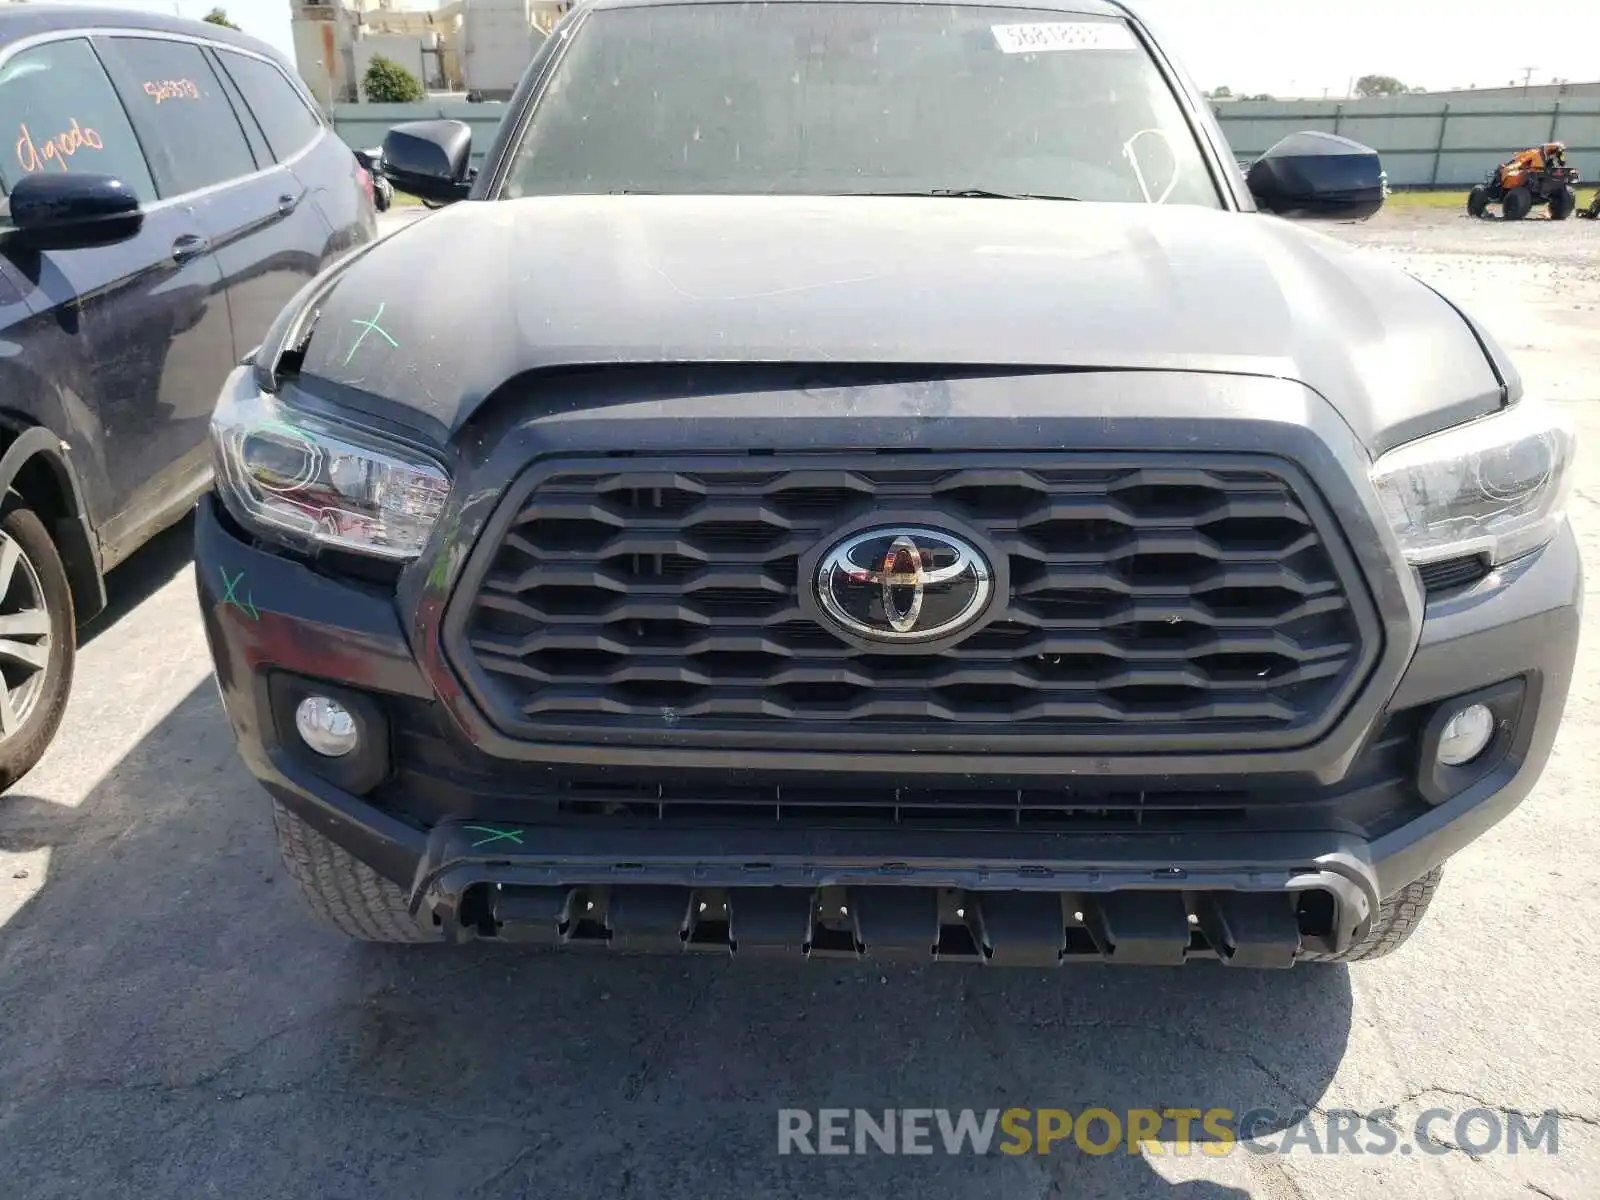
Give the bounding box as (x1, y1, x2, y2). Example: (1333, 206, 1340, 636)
(1467, 142, 1580, 220)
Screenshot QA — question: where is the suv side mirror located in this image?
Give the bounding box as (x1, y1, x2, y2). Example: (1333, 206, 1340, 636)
(382, 119, 473, 205)
(1247, 131, 1385, 221)
(6, 173, 143, 250)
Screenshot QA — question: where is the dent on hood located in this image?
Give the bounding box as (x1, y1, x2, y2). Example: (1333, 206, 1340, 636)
(293, 197, 1506, 453)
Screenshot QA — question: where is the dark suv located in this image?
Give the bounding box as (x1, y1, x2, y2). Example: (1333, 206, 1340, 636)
(0, 6, 375, 785)
(199, 0, 1578, 967)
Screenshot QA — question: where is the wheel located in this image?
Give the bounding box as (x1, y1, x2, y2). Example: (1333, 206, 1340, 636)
(1466, 184, 1490, 218)
(1321, 867, 1442, 962)
(374, 187, 391, 213)
(272, 799, 440, 942)
(1549, 186, 1576, 220)
(1501, 186, 1533, 220)
(0, 504, 74, 792)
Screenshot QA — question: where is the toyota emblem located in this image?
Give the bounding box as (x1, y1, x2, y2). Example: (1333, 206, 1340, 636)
(814, 527, 994, 643)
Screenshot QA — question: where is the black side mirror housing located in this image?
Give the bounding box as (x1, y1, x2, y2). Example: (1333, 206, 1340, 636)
(1247, 131, 1385, 221)
(382, 119, 473, 205)
(7, 173, 143, 250)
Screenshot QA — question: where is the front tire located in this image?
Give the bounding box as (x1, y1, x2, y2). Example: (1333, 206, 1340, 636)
(0, 505, 74, 792)
(273, 800, 440, 942)
(1501, 186, 1533, 220)
(1467, 184, 1490, 218)
(1322, 867, 1442, 962)
(1549, 186, 1576, 220)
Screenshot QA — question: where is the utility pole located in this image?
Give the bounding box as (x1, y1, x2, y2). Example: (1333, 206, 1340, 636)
(1521, 66, 1537, 95)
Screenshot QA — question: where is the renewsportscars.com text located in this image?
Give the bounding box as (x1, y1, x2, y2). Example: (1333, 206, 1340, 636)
(777, 1107, 1562, 1157)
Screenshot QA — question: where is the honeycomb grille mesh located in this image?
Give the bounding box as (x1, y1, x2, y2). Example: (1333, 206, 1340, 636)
(450, 456, 1369, 750)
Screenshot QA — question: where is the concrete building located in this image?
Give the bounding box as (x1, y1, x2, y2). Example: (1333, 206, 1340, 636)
(292, 0, 460, 105)
(292, 0, 564, 105)
(461, 0, 564, 99)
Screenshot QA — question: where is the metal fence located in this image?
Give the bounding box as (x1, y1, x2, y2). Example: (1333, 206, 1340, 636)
(331, 95, 1600, 191)
(1214, 97, 1600, 189)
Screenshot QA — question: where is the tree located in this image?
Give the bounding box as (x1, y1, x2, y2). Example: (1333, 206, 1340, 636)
(1354, 74, 1408, 98)
(202, 7, 239, 29)
(362, 54, 425, 103)
(1207, 85, 1233, 100)
(1244, 93, 1275, 102)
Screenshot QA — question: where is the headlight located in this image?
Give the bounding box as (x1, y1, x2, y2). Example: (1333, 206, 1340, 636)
(1371, 400, 1574, 566)
(210, 372, 450, 560)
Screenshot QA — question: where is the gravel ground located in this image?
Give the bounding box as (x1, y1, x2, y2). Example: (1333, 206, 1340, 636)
(0, 204, 1597, 1200)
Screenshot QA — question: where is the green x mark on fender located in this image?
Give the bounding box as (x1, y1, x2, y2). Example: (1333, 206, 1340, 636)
(219, 567, 260, 621)
(463, 825, 525, 849)
(345, 302, 400, 366)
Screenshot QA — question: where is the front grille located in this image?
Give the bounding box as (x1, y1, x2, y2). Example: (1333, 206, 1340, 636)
(445, 454, 1378, 753)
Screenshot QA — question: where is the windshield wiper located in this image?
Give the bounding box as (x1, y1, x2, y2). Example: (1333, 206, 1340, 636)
(856, 188, 1082, 201)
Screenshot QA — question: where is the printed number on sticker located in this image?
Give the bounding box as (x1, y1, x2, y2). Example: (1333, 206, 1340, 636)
(991, 22, 1135, 54)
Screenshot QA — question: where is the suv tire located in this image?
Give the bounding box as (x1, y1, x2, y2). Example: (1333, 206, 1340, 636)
(273, 800, 440, 942)
(1318, 867, 1443, 962)
(0, 504, 74, 792)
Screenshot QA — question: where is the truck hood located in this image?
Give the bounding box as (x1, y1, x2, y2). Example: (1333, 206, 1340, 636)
(298, 195, 1510, 453)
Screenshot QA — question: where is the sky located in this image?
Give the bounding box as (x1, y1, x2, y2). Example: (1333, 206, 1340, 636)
(72, 0, 1600, 98)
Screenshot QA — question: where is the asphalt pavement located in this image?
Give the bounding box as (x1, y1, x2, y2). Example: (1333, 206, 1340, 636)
(0, 204, 1597, 1199)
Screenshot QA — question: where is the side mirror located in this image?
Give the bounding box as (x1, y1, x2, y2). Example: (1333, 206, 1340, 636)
(382, 119, 472, 205)
(6, 173, 143, 250)
(1247, 131, 1385, 221)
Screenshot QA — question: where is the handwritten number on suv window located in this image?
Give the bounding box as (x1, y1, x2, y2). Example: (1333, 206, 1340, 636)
(142, 79, 202, 104)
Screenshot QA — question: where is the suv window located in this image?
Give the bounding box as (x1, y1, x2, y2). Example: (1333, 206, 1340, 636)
(207, 48, 272, 167)
(501, 3, 1220, 208)
(215, 49, 323, 162)
(97, 36, 256, 196)
(0, 38, 156, 199)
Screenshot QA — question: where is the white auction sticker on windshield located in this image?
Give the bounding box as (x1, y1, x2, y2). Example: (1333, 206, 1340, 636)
(990, 22, 1136, 53)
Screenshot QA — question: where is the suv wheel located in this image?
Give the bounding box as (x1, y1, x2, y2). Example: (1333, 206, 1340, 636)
(1315, 867, 1443, 963)
(0, 504, 73, 791)
(272, 800, 441, 942)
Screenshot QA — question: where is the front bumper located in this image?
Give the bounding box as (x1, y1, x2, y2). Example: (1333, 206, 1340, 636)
(197, 465, 1580, 963)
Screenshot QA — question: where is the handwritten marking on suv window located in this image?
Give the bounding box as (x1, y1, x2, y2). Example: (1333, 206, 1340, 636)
(990, 22, 1136, 54)
(15, 120, 104, 174)
(143, 79, 202, 104)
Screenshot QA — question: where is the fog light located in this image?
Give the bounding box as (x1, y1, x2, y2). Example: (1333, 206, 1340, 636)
(1436, 703, 1495, 766)
(294, 695, 358, 757)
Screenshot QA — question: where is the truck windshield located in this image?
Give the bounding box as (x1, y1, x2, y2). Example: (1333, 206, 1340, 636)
(499, 3, 1222, 207)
